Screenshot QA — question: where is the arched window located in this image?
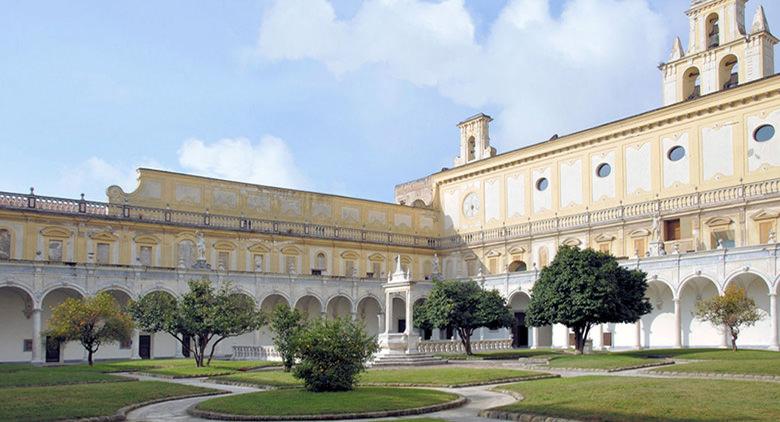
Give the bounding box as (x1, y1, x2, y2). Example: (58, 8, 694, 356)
(467, 136, 476, 161)
(707, 14, 720, 49)
(720, 55, 739, 90)
(316, 253, 326, 271)
(683, 67, 701, 101)
(508, 260, 527, 272)
(177, 240, 196, 268)
(0, 229, 9, 260)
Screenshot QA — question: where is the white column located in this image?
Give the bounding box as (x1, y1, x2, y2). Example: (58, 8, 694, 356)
(770, 293, 779, 351)
(720, 327, 729, 349)
(674, 298, 682, 348)
(175, 338, 184, 358)
(385, 292, 392, 334)
(563, 325, 570, 349)
(31, 308, 43, 364)
(635, 321, 642, 350)
(378, 313, 385, 335)
(404, 290, 412, 336)
(131, 329, 140, 360)
(479, 327, 485, 341)
(531, 327, 539, 349)
(351, 312, 357, 321)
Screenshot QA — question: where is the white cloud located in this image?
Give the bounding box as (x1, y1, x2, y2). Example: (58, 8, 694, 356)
(177, 136, 310, 190)
(256, 0, 668, 148)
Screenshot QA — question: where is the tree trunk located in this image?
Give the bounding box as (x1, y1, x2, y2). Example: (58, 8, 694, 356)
(458, 328, 474, 355)
(731, 328, 739, 352)
(207, 336, 226, 366)
(88, 349, 94, 366)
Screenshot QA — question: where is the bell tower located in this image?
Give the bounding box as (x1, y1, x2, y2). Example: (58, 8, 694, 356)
(659, 1, 777, 105)
(454, 113, 496, 167)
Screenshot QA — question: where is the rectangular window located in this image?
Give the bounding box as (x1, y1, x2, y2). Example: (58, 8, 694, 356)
(48, 240, 63, 261)
(664, 219, 681, 241)
(372, 262, 382, 278)
(634, 238, 647, 257)
(96, 243, 110, 265)
(466, 260, 477, 277)
(139, 246, 152, 266)
(345, 260, 355, 277)
(712, 230, 736, 249)
(598, 242, 611, 253)
(119, 338, 132, 350)
(489, 258, 498, 275)
(253, 254, 264, 272)
(759, 221, 775, 244)
(23, 339, 32, 352)
(218, 251, 230, 269)
(602, 332, 613, 347)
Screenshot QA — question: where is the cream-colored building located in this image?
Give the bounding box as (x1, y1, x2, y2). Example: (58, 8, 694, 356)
(1, 0, 779, 363)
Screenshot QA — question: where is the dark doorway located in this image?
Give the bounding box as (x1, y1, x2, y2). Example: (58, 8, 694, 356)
(45, 336, 60, 363)
(445, 325, 454, 340)
(422, 327, 433, 340)
(182, 335, 191, 358)
(139, 335, 151, 359)
(397, 319, 406, 333)
(513, 312, 529, 348)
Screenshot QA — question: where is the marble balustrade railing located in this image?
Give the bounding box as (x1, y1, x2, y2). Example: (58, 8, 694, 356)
(231, 345, 282, 361)
(417, 339, 512, 354)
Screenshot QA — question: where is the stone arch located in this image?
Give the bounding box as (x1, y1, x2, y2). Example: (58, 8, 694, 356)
(705, 12, 720, 49)
(678, 275, 721, 347)
(641, 279, 676, 348)
(682, 66, 702, 100)
(219, 289, 260, 356)
(256, 293, 291, 346)
(96, 288, 135, 359)
(388, 295, 407, 334)
(41, 286, 85, 363)
(724, 268, 772, 293)
(507, 260, 528, 272)
(138, 285, 179, 299)
(356, 296, 382, 337)
(0, 285, 36, 362)
(134, 289, 178, 359)
(719, 54, 739, 90)
(295, 294, 323, 320)
(41, 284, 86, 304)
(724, 271, 772, 347)
(508, 291, 531, 348)
(97, 286, 136, 303)
(325, 295, 353, 319)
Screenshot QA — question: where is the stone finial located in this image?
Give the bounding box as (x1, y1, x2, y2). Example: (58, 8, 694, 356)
(669, 36, 684, 61)
(752, 6, 770, 34)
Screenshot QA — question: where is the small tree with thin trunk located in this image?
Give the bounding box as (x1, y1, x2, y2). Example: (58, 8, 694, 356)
(130, 279, 266, 367)
(696, 284, 762, 351)
(269, 304, 307, 372)
(526, 245, 652, 354)
(414, 279, 513, 355)
(46, 292, 134, 366)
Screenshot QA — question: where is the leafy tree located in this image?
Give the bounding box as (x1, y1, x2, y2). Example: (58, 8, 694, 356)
(526, 245, 652, 354)
(46, 292, 134, 366)
(696, 285, 762, 351)
(269, 304, 307, 372)
(130, 279, 265, 367)
(293, 318, 378, 392)
(414, 279, 513, 355)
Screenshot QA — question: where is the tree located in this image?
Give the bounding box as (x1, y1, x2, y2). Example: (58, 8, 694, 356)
(130, 279, 265, 367)
(269, 304, 307, 372)
(526, 245, 652, 354)
(46, 292, 134, 366)
(696, 284, 762, 351)
(293, 317, 378, 392)
(414, 279, 513, 355)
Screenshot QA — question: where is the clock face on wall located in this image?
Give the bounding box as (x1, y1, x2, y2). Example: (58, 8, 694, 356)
(462, 192, 480, 218)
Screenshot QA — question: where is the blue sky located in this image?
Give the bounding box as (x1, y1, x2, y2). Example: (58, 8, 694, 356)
(0, 0, 777, 203)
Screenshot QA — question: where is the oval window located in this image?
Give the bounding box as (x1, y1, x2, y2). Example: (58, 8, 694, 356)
(596, 163, 612, 178)
(667, 146, 686, 162)
(754, 124, 775, 142)
(536, 178, 549, 191)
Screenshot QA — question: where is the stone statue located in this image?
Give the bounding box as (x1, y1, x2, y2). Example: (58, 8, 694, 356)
(432, 253, 440, 274)
(196, 232, 206, 261)
(651, 214, 661, 242)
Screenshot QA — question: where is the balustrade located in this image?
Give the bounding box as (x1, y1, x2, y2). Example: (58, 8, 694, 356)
(416, 339, 512, 354)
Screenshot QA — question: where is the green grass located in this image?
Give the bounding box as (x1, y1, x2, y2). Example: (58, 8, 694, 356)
(196, 387, 458, 416)
(496, 375, 780, 421)
(0, 364, 127, 388)
(436, 348, 562, 360)
(621, 348, 780, 376)
(101, 358, 280, 377)
(623, 348, 780, 360)
(546, 354, 666, 370)
(213, 367, 546, 388)
(0, 380, 216, 422)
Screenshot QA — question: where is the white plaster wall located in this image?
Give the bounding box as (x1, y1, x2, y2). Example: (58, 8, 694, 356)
(625, 142, 652, 194)
(591, 151, 616, 202)
(701, 124, 735, 181)
(357, 298, 381, 337)
(152, 332, 177, 358)
(532, 168, 552, 213)
(641, 283, 676, 348)
(506, 173, 525, 218)
(746, 109, 780, 171)
(484, 178, 500, 223)
(442, 189, 460, 230)
(731, 278, 772, 347)
(662, 133, 691, 188)
(680, 281, 721, 347)
(0, 291, 32, 362)
(559, 160, 583, 208)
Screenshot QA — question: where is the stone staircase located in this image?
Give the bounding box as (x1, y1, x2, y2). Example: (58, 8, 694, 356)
(370, 353, 448, 367)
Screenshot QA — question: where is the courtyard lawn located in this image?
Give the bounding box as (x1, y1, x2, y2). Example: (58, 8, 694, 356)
(627, 348, 780, 376)
(213, 367, 549, 388)
(101, 358, 280, 377)
(494, 375, 780, 421)
(623, 347, 780, 360)
(436, 348, 562, 360)
(0, 363, 129, 388)
(0, 380, 215, 422)
(545, 353, 666, 370)
(195, 387, 459, 417)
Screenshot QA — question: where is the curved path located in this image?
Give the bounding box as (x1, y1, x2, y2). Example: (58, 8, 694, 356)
(122, 372, 517, 422)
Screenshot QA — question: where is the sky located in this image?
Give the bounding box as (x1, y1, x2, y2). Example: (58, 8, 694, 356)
(0, 0, 778, 203)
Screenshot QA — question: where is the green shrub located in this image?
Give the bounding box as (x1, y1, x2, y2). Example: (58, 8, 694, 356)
(292, 318, 378, 392)
(269, 304, 307, 372)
